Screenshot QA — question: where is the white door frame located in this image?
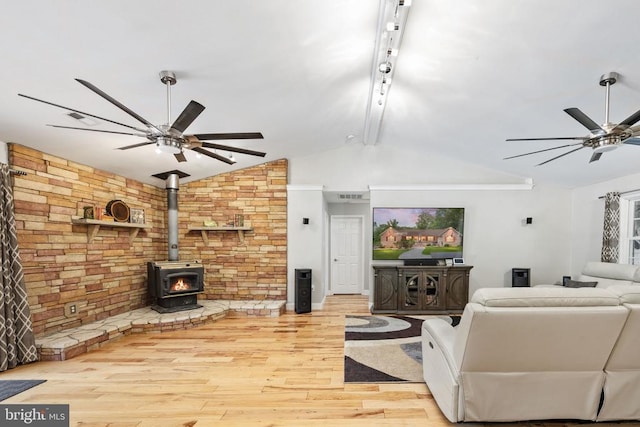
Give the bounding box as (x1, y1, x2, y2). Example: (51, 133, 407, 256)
(328, 214, 365, 295)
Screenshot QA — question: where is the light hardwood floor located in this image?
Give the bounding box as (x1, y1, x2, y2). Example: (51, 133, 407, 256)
(0, 295, 636, 426)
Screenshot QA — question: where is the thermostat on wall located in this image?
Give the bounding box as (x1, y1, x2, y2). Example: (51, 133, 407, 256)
(453, 258, 464, 265)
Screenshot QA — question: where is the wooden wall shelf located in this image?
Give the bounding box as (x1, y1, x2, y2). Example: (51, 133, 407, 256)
(71, 218, 151, 243)
(187, 226, 252, 245)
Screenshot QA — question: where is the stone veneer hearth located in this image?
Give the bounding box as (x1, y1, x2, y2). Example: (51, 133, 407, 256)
(36, 299, 286, 361)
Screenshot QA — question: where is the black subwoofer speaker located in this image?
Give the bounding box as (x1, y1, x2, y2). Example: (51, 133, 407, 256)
(295, 269, 312, 314)
(512, 268, 531, 287)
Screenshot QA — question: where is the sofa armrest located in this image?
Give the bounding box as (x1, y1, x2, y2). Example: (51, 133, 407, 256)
(421, 318, 462, 422)
(422, 318, 458, 368)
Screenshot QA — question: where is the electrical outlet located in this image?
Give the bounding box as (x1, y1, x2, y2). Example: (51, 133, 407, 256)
(64, 302, 78, 317)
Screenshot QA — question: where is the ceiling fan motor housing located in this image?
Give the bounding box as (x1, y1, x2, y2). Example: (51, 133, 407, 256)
(159, 70, 177, 85)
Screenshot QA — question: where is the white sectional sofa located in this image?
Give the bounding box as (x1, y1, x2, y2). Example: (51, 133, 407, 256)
(421, 286, 638, 423)
(598, 285, 640, 421)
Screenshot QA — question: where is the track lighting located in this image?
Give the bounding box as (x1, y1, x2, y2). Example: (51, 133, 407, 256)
(363, 0, 411, 145)
(379, 62, 392, 73)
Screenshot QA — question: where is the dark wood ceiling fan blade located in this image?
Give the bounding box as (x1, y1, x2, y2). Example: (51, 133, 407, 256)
(506, 137, 587, 141)
(536, 146, 585, 166)
(47, 124, 147, 137)
(117, 141, 155, 150)
(563, 108, 604, 133)
(619, 108, 640, 127)
(169, 101, 205, 134)
(589, 152, 603, 163)
(200, 142, 266, 157)
(174, 151, 187, 163)
(191, 147, 236, 164)
(193, 132, 264, 140)
(503, 142, 584, 160)
(75, 79, 161, 132)
(18, 93, 148, 133)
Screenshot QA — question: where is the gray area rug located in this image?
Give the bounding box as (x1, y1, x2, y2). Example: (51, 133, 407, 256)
(344, 315, 459, 383)
(0, 380, 46, 401)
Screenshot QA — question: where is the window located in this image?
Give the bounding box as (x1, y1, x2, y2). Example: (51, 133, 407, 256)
(620, 194, 640, 265)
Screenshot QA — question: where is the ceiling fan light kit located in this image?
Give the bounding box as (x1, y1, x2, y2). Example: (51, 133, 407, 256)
(18, 71, 266, 166)
(505, 71, 640, 165)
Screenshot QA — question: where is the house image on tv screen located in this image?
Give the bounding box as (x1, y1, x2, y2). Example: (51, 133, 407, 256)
(380, 226, 461, 248)
(372, 207, 464, 260)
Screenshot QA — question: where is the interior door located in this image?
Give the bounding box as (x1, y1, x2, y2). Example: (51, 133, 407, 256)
(330, 216, 363, 294)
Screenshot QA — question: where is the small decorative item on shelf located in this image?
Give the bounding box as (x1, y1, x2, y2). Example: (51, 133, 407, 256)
(83, 206, 95, 219)
(234, 214, 245, 227)
(129, 208, 145, 224)
(94, 206, 104, 220)
(203, 220, 217, 227)
(106, 199, 130, 222)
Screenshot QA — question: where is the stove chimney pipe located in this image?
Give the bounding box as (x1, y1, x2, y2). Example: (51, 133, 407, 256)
(166, 173, 180, 261)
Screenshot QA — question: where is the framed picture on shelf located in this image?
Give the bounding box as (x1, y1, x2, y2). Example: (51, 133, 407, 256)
(130, 208, 145, 224)
(234, 214, 245, 227)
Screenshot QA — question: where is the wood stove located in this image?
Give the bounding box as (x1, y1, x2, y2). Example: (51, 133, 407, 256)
(147, 260, 204, 313)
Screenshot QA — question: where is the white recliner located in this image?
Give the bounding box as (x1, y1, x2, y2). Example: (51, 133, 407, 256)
(421, 287, 629, 423)
(598, 285, 640, 420)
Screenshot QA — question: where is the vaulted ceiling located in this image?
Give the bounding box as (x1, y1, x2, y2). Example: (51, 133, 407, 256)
(2, 0, 640, 187)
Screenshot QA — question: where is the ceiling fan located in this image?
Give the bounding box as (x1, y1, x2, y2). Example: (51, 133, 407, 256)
(504, 72, 640, 166)
(18, 70, 266, 165)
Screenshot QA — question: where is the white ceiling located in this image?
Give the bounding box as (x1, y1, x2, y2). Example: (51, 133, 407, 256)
(2, 0, 640, 188)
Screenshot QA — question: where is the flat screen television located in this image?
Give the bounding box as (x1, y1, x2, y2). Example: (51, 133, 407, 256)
(372, 207, 464, 261)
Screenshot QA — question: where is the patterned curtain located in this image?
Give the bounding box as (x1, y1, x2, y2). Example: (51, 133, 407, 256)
(0, 164, 37, 371)
(601, 191, 621, 263)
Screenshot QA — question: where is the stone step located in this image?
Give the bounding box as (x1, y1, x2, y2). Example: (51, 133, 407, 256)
(36, 300, 286, 361)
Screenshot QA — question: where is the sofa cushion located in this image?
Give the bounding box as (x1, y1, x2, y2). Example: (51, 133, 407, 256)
(565, 280, 598, 288)
(581, 261, 637, 281)
(471, 287, 620, 307)
(607, 285, 640, 304)
(579, 274, 633, 288)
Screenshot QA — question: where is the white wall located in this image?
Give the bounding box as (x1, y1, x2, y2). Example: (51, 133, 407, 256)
(370, 185, 572, 294)
(287, 144, 573, 303)
(570, 171, 640, 277)
(286, 185, 326, 309)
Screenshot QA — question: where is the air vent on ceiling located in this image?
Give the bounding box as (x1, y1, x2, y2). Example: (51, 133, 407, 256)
(66, 112, 99, 126)
(67, 112, 84, 120)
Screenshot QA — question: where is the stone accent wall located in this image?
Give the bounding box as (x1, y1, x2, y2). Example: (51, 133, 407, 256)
(9, 144, 288, 337)
(179, 159, 288, 301)
(10, 144, 167, 336)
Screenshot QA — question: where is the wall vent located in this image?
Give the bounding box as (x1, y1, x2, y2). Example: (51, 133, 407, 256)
(339, 194, 363, 200)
